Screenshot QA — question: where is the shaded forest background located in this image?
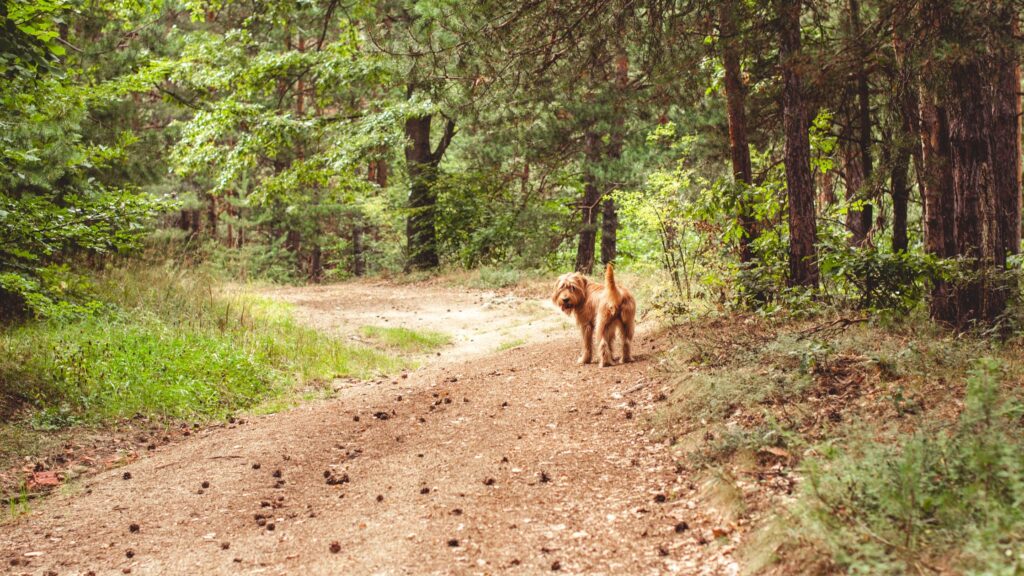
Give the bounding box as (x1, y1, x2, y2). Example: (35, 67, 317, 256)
(4, 0, 1022, 328)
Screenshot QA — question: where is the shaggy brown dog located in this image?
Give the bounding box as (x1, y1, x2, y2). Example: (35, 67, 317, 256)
(552, 263, 636, 367)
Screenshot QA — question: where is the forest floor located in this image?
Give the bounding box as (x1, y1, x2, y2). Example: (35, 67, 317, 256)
(0, 280, 741, 575)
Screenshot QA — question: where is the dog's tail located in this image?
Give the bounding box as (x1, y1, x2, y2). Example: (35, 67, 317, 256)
(604, 262, 622, 315)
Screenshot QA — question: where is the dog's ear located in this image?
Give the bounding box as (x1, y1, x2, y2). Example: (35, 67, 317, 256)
(551, 275, 566, 306)
(575, 274, 589, 291)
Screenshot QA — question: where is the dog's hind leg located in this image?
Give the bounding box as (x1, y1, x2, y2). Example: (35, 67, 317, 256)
(620, 300, 636, 363)
(598, 318, 618, 367)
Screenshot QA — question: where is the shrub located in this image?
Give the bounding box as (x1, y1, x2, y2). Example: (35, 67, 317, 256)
(798, 358, 1024, 575)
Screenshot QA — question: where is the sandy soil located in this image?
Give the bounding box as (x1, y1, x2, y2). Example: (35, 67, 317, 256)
(263, 280, 569, 362)
(1, 281, 737, 575)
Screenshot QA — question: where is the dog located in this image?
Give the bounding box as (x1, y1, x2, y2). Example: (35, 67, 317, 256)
(551, 263, 636, 367)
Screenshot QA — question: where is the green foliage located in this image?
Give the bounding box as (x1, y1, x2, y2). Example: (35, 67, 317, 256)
(798, 358, 1024, 575)
(0, 266, 409, 424)
(1, 2, 170, 317)
(434, 171, 570, 269)
(819, 245, 936, 313)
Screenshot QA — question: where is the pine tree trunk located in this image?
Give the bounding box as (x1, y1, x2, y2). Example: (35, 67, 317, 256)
(599, 50, 629, 266)
(310, 244, 322, 282)
(848, 0, 873, 242)
(405, 114, 440, 271)
(919, 90, 957, 323)
(179, 209, 191, 234)
(841, 133, 868, 245)
(720, 0, 758, 263)
(891, 149, 910, 252)
(948, 56, 999, 326)
(207, 195, 218, 239)
(778, 0, 819, 287)
(352, 225, 365, 277)
(575, 130, 602, 274)
(990, 12, 1021, 265)
(601, 198, 617, 265)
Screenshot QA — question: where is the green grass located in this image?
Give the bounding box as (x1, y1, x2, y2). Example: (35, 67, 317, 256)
(496, 337, 527, 351)
(359, 325, 451, 352)
(0, 265, 410, 426)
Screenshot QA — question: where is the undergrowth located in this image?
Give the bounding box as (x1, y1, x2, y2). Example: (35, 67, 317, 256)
(799, 358, 1024, 575)
(653, 313, 1024, 575)
(0, 265, 408, 426)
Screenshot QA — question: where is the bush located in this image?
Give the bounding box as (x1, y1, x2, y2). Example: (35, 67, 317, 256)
(798, 358, 1024, 575)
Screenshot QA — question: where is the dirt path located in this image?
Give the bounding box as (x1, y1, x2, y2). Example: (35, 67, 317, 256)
(1, 282, 735, 575)
(264, 280, 567, 362)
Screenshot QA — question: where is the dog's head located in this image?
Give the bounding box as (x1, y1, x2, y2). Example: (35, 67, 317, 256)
(551, 272, 588, 314)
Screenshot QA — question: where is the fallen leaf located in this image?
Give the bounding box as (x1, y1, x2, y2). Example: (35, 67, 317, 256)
(30, 471, 60, 488)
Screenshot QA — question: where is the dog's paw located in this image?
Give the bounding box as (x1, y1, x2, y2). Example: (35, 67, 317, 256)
(577, 356, 590, 365)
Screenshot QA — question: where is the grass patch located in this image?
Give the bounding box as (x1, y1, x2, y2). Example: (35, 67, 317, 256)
(496, 337, 527, 351)
(359, 325, 451, 352)
(0, 265, 410, 426)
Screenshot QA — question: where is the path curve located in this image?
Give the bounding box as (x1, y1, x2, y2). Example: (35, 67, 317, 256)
(1, 281, 735, 575)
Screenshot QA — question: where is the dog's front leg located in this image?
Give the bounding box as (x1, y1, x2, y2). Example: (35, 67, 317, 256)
(578, 323, 594, 364)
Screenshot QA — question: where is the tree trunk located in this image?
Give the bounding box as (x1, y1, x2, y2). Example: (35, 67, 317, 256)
(890, 148, 910, 252)
(352, 225, 365, 277)
(720, 0, 758, 263)
(601, 198, 617, 265)
(778, 0, 819, 287)
(575, 130, 602, 274)
(990, 12, 1021, 265)
(848, 0, 873, 243)
(405, 114, 439, 270)
(919, 90, 957, 323)
(310, 244, 322, 282)
(404, 87, 455, 271)
(600, 50, 629, 266)
(948, 56, 999, 325)
(179, 209, 191, 234)
(841, 132, 868, 245)
(207, 195, 218, 239)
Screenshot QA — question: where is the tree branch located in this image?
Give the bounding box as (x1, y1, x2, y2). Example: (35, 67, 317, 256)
(432, 116, 457, 163)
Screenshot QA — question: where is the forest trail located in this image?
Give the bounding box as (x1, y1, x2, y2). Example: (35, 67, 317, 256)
(1, 282, 735, 575)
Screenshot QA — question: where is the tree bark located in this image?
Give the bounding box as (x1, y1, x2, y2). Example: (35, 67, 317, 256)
(207, 194, 218, 239)
(404, 105, 455, 271)
(778, 0, 819, 287)
(601, 198, 617, 265)
(600, 51, 630, 266)
(890, 148, 910, 252)
(919, 89, 957, 323)
(948, 56, 999, 325)
(848, 0, 873, 243)
(405, 115, 438, 270)
(310, 244, 322, 282)
(352, 225, 365, 277)
(841, 132, 868, 245)
(990, 12, 1021, 265)
(720, 0, 758, 263)
(575, 130, 602, 274)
